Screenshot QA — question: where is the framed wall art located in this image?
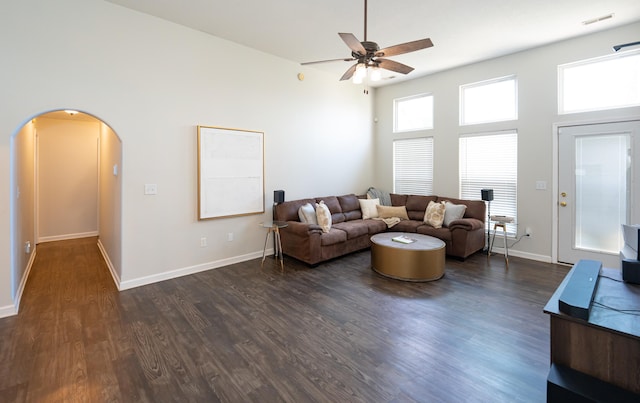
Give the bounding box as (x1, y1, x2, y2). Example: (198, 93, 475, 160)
(197, 125, 264, 220)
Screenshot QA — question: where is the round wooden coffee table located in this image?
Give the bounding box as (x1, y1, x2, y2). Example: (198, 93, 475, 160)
(370, 232, 445, 282)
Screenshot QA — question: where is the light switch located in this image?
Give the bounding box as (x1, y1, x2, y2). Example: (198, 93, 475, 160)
(144, 184, 158, 195)
(535, 181, 547, 190)
(113, 164, 118, 176)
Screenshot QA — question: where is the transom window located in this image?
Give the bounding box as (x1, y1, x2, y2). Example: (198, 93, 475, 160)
(460, 75, 518, 125)
(393, 137, 434, 195)
(394, 93, 434, 132)
(558, 49, 640, 114)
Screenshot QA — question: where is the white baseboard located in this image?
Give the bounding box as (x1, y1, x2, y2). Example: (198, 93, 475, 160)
(119, 250, 266, 291)
(12, 245, 38, 315)
(490, 247, 552, 263)
(97, 239, 121, 291)
(0, 303, 17, 318)
(0, 304, 17, 318)
(39, 231, 99, 243)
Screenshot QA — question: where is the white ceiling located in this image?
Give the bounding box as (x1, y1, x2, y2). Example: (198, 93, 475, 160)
(105, 0, 640, 86)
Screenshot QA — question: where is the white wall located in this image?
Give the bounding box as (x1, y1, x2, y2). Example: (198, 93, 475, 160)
(36, 118, 99, 241)
(373, 22, 640, 262)
(0, 0, 373, 312)
(98, 122, 123, 281)
(11, 121, 36, 308)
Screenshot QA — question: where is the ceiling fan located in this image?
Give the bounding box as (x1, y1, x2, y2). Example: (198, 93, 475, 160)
(301, 0, 433, 82)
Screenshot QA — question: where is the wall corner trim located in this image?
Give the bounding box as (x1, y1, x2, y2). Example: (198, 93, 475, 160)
(97, 239, 121, 291)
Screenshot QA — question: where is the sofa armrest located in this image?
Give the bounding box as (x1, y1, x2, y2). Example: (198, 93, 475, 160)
(448, 218, 484, 231)
(283, 221, 323, 236)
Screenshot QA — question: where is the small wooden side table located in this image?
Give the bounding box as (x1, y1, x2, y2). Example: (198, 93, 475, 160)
(259, 221, 288, 272)
(489, 222, 510, 266)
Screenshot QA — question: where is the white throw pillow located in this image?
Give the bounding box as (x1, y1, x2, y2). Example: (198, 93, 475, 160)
(315, 201, 332, 233)
(359, 198, 380, 219)
(442, 201, 467, 227)
(298, 203, 317, 224)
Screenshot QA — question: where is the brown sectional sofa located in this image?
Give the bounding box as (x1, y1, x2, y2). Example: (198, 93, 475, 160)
(273, 193, 486, 266)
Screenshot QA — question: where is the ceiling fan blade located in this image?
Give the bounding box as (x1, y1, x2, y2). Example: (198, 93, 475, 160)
(376, 38, 433, 58)
(339, 33, 366, 55)
(377, 58, 414, 75)
(301, 57, 354, 66)
(340, 64, 358, 81)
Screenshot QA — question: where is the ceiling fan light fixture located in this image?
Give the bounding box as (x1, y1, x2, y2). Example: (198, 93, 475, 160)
(301, 0, 433, 83)
(370, 66, 382, 81)
(353, 63, 367, 83)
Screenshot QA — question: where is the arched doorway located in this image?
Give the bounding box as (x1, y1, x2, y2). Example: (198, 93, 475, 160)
(10, 109, 123, 312)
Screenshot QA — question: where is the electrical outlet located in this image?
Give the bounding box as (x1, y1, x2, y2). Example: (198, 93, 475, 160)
(144, 184, 158, 195)
(525, 227, 532, 237)
(200, 237, 207, 247)
(228, 232, 234, 242)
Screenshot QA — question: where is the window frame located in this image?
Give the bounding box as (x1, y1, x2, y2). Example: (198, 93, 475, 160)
(558, 49, 640, 115)
(393, 93, 434, 133)
(459, 75, 518, 126)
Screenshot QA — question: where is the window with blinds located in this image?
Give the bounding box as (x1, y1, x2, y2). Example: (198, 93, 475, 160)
(459, 131, 518, 234)
(393, 137, 434, 195)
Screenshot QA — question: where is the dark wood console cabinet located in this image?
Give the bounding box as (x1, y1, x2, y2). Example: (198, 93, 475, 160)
(544, 266, 640, 401)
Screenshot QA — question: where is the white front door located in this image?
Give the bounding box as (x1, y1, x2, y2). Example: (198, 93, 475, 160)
(558, 121, 640, 268)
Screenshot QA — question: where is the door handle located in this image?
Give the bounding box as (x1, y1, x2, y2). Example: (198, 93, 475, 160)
(560, 201, 567, 207)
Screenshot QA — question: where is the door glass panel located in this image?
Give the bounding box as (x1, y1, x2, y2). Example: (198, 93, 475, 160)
(575, 134, 629, 253)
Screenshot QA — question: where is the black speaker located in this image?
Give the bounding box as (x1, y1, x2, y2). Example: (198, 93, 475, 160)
(481, 189, 494, 201)
(622, 259, 640, 284)
(274, 190, 285, 204)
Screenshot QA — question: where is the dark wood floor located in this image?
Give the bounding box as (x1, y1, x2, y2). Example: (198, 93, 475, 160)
(0, 237, 570, 402)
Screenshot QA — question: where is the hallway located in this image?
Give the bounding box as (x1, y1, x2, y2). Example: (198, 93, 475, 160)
(0, 238, 122, 402)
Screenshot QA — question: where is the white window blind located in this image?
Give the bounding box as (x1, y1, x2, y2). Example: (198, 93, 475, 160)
(394, 137, 434, 195)
(459, 131, 518, 233)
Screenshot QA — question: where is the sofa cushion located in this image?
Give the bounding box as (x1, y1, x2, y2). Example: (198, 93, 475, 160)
(392, 220, 424, 233)
(441, 201, 467, 227)
(390, 193, 408, 206)
(359, 198, 380, 219)
(424, 200, 445, 228)
(405, 195, 438, 220)
(416, 225, 453, 241)
(376, 205, 409, 220)
(298, 203, 317, 224)
(338, 194, 363, 221)
(332, 221, 369, 239)
(436, 196, 486, 221)
(275, 198, 316, 222)
(320, 228, 347, 246)
(315, 201, 332, 233)
(362, 219, 388, 234)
